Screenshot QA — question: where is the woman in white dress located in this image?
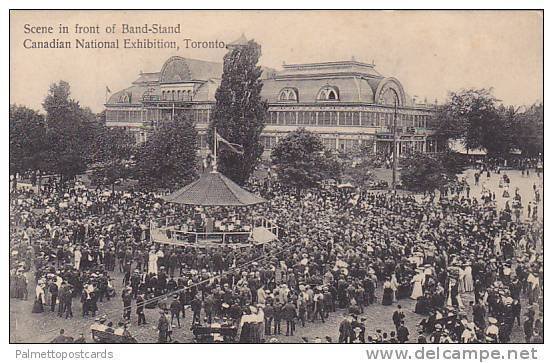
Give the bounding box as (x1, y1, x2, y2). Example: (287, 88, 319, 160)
(74, 247, 82, 270)
(463, 264, 474, 292)
(148, 249, 158, 274)
(410, 270, 424, 300)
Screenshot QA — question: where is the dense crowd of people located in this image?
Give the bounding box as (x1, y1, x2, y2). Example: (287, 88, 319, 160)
(10, 164, 543, 344)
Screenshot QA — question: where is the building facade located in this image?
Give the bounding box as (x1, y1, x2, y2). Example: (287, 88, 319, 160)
(105, 41, 441, 156)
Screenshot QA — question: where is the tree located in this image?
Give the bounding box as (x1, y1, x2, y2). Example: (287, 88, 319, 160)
(338, 143, 387, 188)
(271, 128, 342, 195)
(41, 81, 101, 188)
(89, 127, 135, 191)
(400, 151, 463, 193)
(510, 103, 543, 156)
(208, 39, 268, 185)
(134, 112, 198, 190)
(435, 88, 511, 155)
(9, 105, 47, 189)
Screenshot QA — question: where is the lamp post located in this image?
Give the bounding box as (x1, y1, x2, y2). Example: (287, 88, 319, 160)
(392, 98, 398, 190)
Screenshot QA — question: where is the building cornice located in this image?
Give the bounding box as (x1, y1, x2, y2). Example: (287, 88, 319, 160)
(272, 73, 382, 81)
(282, 60, 376, 69)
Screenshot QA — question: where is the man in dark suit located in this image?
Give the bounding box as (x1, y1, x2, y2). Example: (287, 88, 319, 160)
(157, 310, 169, 343)
(392, 305, 405, 331)
(203, 293, 214, 324)
(264, 301, 274, 335)
(122, 287, 132, 321)
(397, 321, 410, 343)
(64, 284, 73, 319)
(136, 293, 146, 326)
(338, 313, 352, 343)
(472, 300, 487, 330)
(282, 301, 297, 336)
(49, 281, 58, 312)
(190, 294, 202, 328)
(273, 301, 282, 335)
(51, 329, 72, 343)
(170, 295, 182, 328)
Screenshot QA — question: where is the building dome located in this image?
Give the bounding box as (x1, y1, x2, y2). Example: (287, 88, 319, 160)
(159, 56, 192, 84)
(159, 56, 222, 84)
(374, 77, 406, 106)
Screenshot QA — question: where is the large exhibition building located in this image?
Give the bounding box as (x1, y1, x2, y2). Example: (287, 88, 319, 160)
(105, 37, 440, 156)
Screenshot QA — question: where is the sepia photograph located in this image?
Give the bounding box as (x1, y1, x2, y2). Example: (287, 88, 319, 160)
(8, 9, 544, 348)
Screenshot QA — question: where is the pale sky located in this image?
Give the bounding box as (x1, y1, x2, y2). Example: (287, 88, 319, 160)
(10, 10, 543, 113)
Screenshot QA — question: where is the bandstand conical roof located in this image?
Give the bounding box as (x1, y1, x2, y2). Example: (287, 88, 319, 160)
(163, 171, 266, 206)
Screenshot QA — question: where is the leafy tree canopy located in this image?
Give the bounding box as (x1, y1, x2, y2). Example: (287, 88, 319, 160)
(134, 112, 198, 190)
(9, 104, 47, 176)
(434, 88, 502, 152)
(208, 40, 268, 185)
(40, 81, 101, 184)
(271, 128, 342, 194)
(89, 127, 135, 190)
(434, 89, 543, 158)
(400, 151, 463, 193)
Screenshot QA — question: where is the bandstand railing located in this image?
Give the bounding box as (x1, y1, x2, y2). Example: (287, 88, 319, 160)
(149, 215, 279, 247)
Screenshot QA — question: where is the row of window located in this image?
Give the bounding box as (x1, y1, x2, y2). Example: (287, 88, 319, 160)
(267, 110, 432, 128)
(278, 86, 339, 102)
(161, 89, 193, 101)
(106, 109, 210, 124)
(260, 136, 374, 152)
(107, 108, 435, 130)
(106, 110, 143, 123)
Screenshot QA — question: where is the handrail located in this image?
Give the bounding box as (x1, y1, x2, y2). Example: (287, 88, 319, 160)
(149, 215, 279, 246)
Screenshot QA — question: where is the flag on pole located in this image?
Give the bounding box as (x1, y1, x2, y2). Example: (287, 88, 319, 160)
(105, 86, 112, 104)
(216, 132, 244, 155)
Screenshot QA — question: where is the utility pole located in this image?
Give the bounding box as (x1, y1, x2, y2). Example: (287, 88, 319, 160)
(392, 98, 398, 190)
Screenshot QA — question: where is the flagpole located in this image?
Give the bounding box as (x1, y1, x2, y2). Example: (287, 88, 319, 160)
(213, 127, 217, 173)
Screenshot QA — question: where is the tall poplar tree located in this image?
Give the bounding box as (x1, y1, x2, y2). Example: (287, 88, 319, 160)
(208, 39, 268, 185)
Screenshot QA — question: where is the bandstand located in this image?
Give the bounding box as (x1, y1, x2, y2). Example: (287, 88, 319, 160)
(149, 171, 279, 249)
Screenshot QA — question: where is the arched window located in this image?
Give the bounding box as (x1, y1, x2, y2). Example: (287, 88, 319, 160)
(278, 88, 298, 102)
(317, 86, 339, 101)
(378, 87, 399, 106)
(118, 93, 130, 103)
